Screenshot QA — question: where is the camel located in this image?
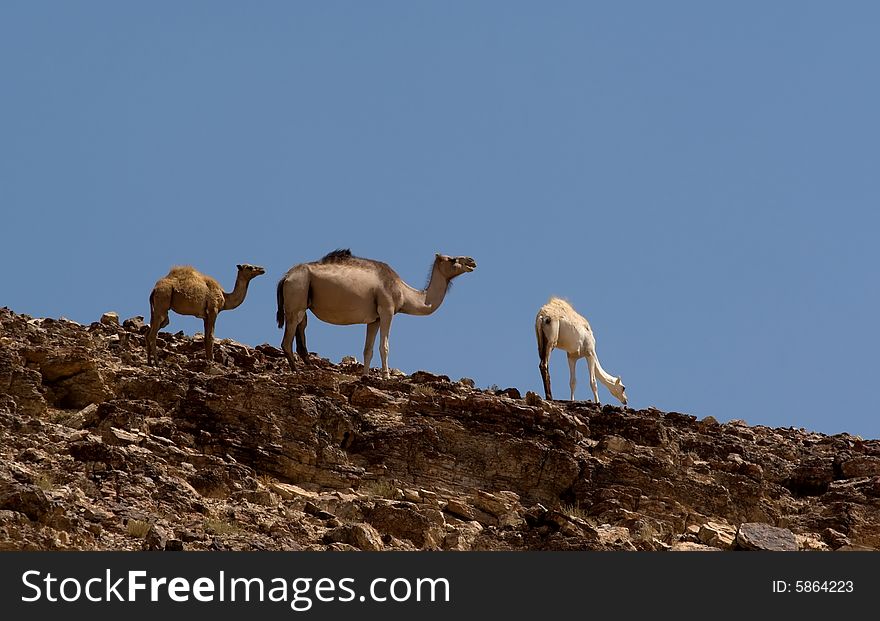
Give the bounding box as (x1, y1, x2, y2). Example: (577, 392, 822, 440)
(276, 249, 476, 378)
(535, 297, 627, 405)
(146, 264, 265, 366)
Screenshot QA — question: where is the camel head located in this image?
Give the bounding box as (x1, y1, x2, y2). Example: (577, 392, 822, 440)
(434, 254, 477, 279)
(236, 264, 266, 280)
(610, 377, 627, 406)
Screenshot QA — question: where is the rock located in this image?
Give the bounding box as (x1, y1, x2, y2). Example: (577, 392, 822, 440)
(421, 508, 446, 527)
(107, 427, 141, 446)
(350, 385, 394, 408)
(786, 458, 833, 496)
(596, 524, 637, 550)
(1, 306, 879, 552)
(821, 528, 850, 549)
(670, 542, 722, 551)
(402, 488, 421, 503)
(444, 499, 475, 521)
(473, 490, 518, 517)
(839, 456, 880, 478)
(255, 344, 285, 358)
(304, 502, 336, 521)
(736, 523, 798, 551)
(525, 391, 542, 406)
(0, 483, 57, 523)
(544, 510, 588, 538)
(23, 349, 112, 409)
(366, 502, 444, 549)
(234, 490, 280, 506)
(443, 521, 483, 551)
(496, 387, 521, 399)
(523, 503, 549, 525)
(0, 393, 17, 413)
(179, 530, 206, 543)
(81, 503, 114, 524)
(796, 533, 830, 551)
(418, 489, 438, 503)
(835, 544, 876, 552)
(100, 312, 120, 327)
(698, 521, 737, 549)
(66, 403, 98, 429)
(323, 522, 384, 551)
(597, 435, 634, 454)
(123, 316, 147, 332)
(0, 356, 47, 416)
(268, 482, 320, 502)
(69, 435, 126, 468)
(144, 524, 168, 551)
(409, 371, 450, 384)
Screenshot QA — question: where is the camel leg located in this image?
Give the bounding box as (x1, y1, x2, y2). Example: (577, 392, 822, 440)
(281, 318, 297, 372)
(204, 313, 217, 363)
(146, 321, 162, 366)
(147, 287, 171, 367)
(281, 310, 308, 372)
(587, 355, 600, 404)
(567, 353, 578, 401)
(295, 312, 310, 363)
(278, 273, 311, 373)
(377, 308, 393, 379)
(537, 320, 558, 400)
(539, 363, 552, 400)
(362, 320, 379, 377)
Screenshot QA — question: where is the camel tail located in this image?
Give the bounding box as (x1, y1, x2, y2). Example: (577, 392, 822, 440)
(535, 314, 551, 361)
(536, 312, 554, 399)
(276, 278, 285, 328)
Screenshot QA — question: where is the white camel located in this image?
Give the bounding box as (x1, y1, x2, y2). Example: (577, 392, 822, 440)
(276, 249, 477, 378)
(535, 297, 627, 405)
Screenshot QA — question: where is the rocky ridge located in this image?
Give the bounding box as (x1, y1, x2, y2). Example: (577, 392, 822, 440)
(1, 307, 878, 551)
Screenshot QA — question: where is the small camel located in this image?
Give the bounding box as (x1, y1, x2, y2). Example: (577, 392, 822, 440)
(535, 297, 627, 405)
(276, 249, 476, 378)
(147, 264, 265, 366)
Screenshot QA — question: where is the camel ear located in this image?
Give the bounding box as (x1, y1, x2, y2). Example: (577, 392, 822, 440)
(435, 253, 441, 259)
(236, 264, 243, 270)
(615, 377, 622, 385)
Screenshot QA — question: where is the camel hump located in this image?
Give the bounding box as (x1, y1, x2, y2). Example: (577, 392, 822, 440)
(319, 248, 353, 263)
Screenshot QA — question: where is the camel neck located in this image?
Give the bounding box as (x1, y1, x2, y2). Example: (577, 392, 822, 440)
(222, 274, 251, 310)
(400, 262, 449, 316)
(592, 356, 618, 389)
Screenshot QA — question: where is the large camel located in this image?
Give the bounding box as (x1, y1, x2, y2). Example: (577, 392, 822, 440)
(535, 297, 627, 405)
(147, 263, 265, 365)
(276, 249, 476, 377)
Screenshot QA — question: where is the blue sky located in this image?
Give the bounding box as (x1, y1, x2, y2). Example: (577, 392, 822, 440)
(2, 2, 878, 438)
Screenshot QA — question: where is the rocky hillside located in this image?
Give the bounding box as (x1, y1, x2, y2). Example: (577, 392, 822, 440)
(1, 306, 878, 551)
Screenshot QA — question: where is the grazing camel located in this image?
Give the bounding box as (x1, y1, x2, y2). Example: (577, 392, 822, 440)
(147, 264, 265, 366)
(276, 249, 476, 378)
(535, 297, 627, 405)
